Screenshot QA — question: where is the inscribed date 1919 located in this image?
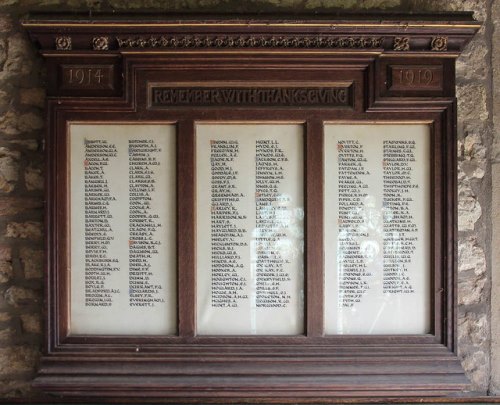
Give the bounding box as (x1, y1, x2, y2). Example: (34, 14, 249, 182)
(389, 65, 443, 92)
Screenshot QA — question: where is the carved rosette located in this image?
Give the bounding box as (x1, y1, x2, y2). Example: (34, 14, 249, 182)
(92, 36, 110, 51)
(116, 35, 384, 49)
(431, 36, 448, 51)
(393, 37, 410, 51)
(55, 36, 72, 51)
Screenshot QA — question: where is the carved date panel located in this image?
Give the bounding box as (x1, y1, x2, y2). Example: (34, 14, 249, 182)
(389, 65, 443, 92)
(46, 56, 122, 97)
(60, 65, 115, 91)
(376, 58, 453, 99)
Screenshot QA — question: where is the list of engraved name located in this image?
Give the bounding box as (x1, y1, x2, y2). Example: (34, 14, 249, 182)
(209, 139, 295, 309)
(254, 140, 292, 308)
(84, 140, 120, 307)
(209, 140, 248, 308)
(83, 138, 166, 308)
(128, 140, 165, 307)
(337, 140, 371, 308)
(382, 140, 418, 295)
(336, 138, 420, 307)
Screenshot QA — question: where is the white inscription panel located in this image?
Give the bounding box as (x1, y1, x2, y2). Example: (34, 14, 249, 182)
(70, 124, 177, 335)
(196, 124, 304, 335)
(324, 124, 431, 334)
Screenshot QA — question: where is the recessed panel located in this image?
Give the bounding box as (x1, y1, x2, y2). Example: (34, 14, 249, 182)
(70, 123, 177, 335)
(389, 65, 443, 92)
(324, 124, 431, 334)
(196, 124, 304, 335)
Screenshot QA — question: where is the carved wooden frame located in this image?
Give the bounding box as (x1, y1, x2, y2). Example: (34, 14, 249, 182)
(23, 13, 479, 401)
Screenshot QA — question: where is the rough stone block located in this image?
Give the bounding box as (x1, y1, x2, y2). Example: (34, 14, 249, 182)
(5, 221, 43, 240)
(459, 312, 488, 346)
(24, 165, 43, 191)
(0, 260, 13, 284)
(20, 313, 41, 334)
(0, 327, 15, 342)
(457, 84, 489, 122)
(19, 88, 45, 108)
(458, 191, 482, 231)
(0, 16, 12, 34)
(458, 237, 487, 304)
(459, 237, 486, 275)
(0, 379, 33, 398)
(458, 311, 490, 391)
(460, 348, 490, 392)
(19, 247, 43, 279)
(0, 110, 44, 136)
(0, 39, 6, 71)
(0, 147, 19, 193)
(457, 38, 488, 81)
(459, 159, 485, 180)
(4, 286, 39, 307)
(458, 274, 487, 306)
(0, 346, 38, 375)
(0, 249, 13, 293)
(3, 35, 33, 76)
(463, 131, 487, 161)
(0, 312, 11, 322)
(0, 89, 9, 111)
(8, 139, 39, 151)
(0, 2, 17, 11)
(0, 197, 42, 216)
(0, 246, 12, 261)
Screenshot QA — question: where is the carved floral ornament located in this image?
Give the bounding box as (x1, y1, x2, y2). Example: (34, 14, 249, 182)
(51, 34, 451, 52)
(393, 37, 410, 51)
(115, 35, 384, 49)
(92, 36, 109, 51)
(55, 35, 72, 51)
(431, 36, 448, 51)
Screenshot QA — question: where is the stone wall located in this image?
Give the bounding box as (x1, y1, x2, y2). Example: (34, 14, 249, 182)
(0, 0, 495, 398)
(455, 0, 492, 394)
(0, 6, 45, 397)
(489, 0, 500, 396)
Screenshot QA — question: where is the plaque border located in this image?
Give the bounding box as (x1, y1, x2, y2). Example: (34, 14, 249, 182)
(67, 122, 179, 336)
(194, 122, 306, 336)
(322, 122, 433, 335)
(24, 13, 477, 401)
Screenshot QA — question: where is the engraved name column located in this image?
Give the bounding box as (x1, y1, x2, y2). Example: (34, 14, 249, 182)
(336, 140, 371, 309)
(324, 124, 431, 335)
(70, 124, 177, 335)
(197, 124, 304, 335)
(209, 140, 248, 308)
(382, 140, 418, 295)
(84, 139, 120, 307)
(128, 139, 165, 308)
(254, 140, 293, 309)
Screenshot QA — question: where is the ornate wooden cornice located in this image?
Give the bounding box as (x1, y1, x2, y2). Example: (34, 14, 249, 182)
(22, 13, 480, 55)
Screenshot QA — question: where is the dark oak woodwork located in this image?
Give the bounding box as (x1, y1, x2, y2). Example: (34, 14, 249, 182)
(22, 13, 479, 402)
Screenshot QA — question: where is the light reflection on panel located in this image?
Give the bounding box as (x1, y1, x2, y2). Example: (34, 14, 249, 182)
(196, 124, 304, 335)
(324, 124, 431, 335)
